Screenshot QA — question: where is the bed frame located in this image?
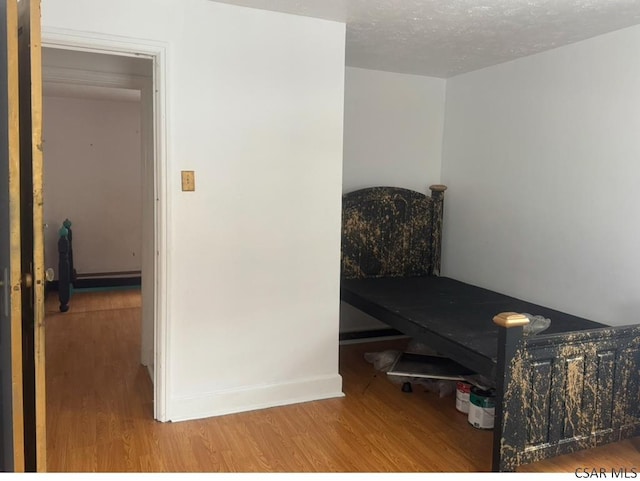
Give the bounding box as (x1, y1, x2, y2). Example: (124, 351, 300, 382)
(340, 185, 640, 472)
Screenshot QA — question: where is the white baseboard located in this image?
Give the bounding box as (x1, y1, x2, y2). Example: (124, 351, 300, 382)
(167, 373, 344, 422)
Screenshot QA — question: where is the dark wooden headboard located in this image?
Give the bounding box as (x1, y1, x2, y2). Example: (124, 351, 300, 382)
(341, 185, 447, 279)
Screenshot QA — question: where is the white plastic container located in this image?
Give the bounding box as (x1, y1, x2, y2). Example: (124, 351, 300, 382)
(455, 381, 471, 414)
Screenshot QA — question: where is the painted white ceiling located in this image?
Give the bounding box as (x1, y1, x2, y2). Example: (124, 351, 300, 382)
(212, 0, 640, 78)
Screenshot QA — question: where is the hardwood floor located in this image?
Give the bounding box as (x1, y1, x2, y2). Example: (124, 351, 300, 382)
(44, 290, 640, 472)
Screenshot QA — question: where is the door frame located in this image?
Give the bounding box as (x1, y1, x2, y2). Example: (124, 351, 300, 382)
(40, 28, 170, 421)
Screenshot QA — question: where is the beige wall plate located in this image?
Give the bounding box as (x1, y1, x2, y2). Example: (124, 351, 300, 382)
(181, 171, 195, 192)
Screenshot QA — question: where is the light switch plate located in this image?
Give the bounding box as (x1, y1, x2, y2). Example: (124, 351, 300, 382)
(181, 171, 195, 192)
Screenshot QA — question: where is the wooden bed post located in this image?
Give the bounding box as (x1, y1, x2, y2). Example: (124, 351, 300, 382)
(492, 312, 529, 472)
(428, 184, 447, 276)
(57, 226, 71, 313)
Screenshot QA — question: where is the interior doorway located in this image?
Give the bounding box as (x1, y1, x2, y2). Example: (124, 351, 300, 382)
(40, 47, 158, 427)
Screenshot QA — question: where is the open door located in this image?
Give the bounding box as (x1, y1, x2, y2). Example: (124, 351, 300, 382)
(1, 0, 44, 472)
(0, 0, 25, 472)
(17, 0, 45, 471)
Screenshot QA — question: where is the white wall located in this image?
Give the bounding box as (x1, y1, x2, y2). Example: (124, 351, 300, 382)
(43, 95, 142, 277)
(342, 67, 446, 194)
(42, 0, 346, 420)
(341, 67, 446, 332)
(442, 24, 640, 326)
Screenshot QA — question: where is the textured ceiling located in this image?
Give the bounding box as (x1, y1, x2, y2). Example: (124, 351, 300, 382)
(212, 0, 640, 77)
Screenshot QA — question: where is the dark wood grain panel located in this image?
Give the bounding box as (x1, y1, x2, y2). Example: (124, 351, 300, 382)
(594, 351, 615, 433)
(503, 325, 640, 469)
(562, 356, 585, 439)
(615, 347, 640, 437)
(341, 186, 444, 279)
(527, 360, 552, 446)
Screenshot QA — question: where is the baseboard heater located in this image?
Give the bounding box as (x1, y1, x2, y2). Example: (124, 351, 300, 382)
(49, 270, 141, 290)
(75, 270, 142, 288)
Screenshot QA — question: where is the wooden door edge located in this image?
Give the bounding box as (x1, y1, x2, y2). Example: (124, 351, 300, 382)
(6, 0, 24, 472)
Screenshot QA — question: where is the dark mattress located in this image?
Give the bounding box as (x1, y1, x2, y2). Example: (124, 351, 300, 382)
(341, 276, 607, 376)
